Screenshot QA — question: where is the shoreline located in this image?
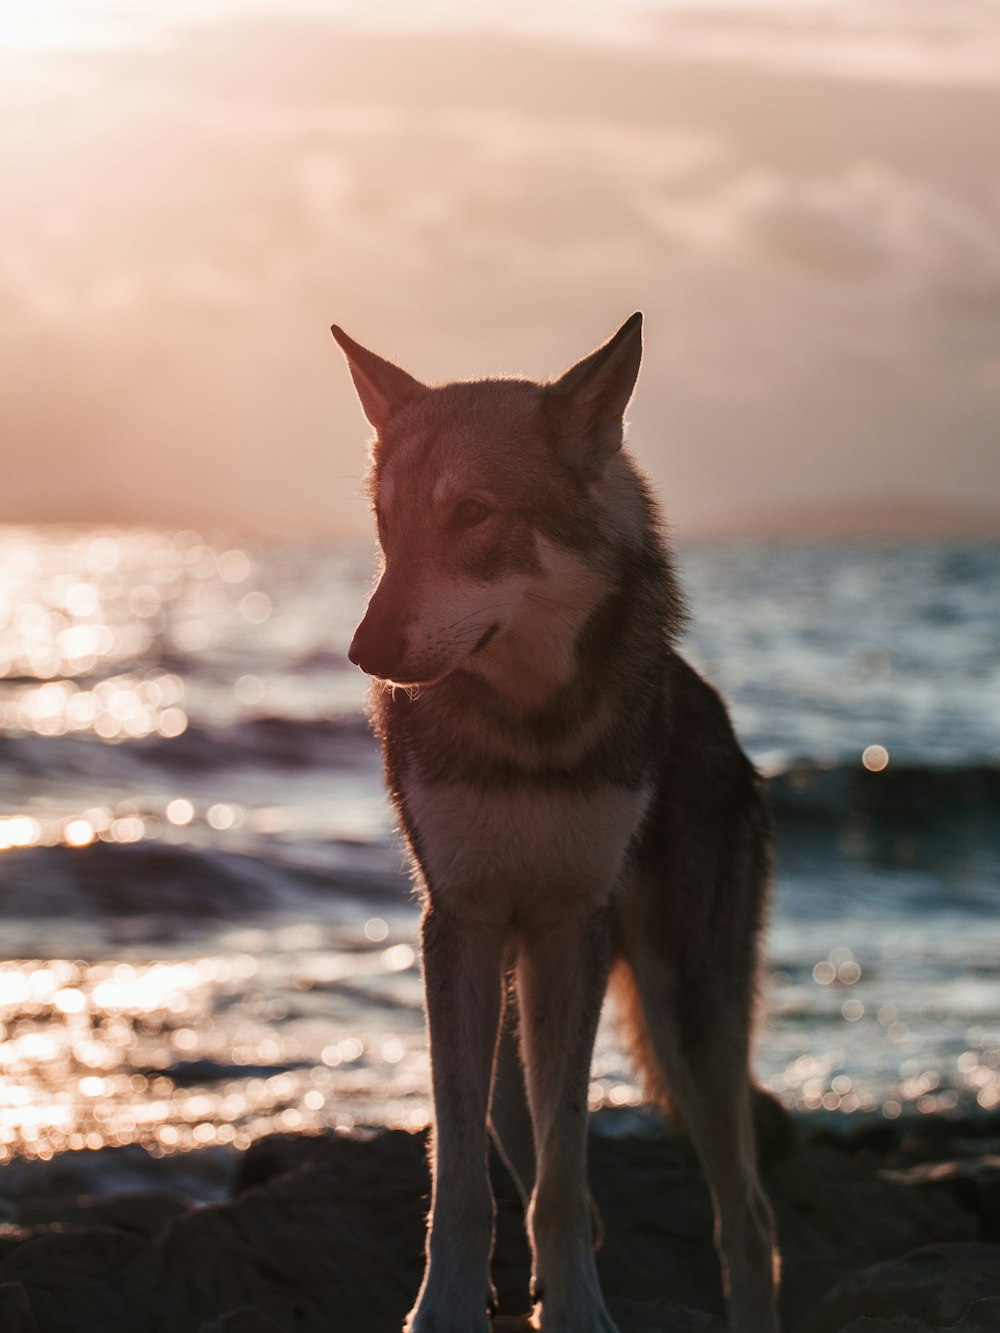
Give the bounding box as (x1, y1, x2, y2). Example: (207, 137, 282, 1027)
(1, 1107, 998, 1332)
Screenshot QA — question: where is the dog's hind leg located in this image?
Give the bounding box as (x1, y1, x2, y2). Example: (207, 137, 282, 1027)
(490, 978, 536, 1207)
(613, 865, 781, 1333)
(516, 903, 619, 1333)
(491, 980, 606, 1253)
(405, 903, 507, 1333)
(619, 962, 779, 1332)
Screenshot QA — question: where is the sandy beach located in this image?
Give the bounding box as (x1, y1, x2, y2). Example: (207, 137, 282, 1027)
(1, 1106, 999, 1332)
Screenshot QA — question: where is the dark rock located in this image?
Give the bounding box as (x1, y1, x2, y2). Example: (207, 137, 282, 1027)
(198, 1308, 289, 1332)
(233, 1125, 424, 1196)
(771, 1145, 980, 1329)
(493, 1301, 728, 1333)
(16, 1191, 191, 1237)
(882, 1158, 1000, 1241)
(755, 1085, 799, 1165)
(590, 1132, 725, 1317)
(838, 1319, 936, 1332)
(156, 1145, 426, 1331)
(955, 1296, 1000, 1332)
(837, 1300, 1000, 1333)
(0, 1138, 426, 1332)
(0, 1283, 41, 1333)
(608, 1297, 729, 1331)
(0, 1120, 994, 1333)
(0, 1226, 159, 1332)
(797, 1243, 1000, 1333)
(0, 1226, 29, 1261)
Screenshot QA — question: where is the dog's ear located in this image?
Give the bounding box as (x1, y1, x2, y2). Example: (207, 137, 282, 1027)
(331, 325, 426, 433)
(545, 312, 643, 478)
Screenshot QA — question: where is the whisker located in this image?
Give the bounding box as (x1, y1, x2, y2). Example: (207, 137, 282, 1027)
(523, 594, 579, 634)
(443, 602, 517, 633)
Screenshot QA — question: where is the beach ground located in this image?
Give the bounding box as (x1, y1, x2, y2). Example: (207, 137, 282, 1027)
(1, 1108, 999, 1332)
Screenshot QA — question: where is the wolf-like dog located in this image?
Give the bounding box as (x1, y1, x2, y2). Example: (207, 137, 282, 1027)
(332, 314, 780, 1333)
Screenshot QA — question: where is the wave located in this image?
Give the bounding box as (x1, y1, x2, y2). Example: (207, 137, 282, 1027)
(2, 712, 998, 823)
(0, 712, 376, 778)
(766, 759, 1000, 829)
(134, 713, 375, 771)
(0, 757, 995, 928)
(0, 837, 409, 927)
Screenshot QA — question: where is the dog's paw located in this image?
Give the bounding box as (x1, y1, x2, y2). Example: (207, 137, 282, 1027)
(530, 1285, 619, 1333)
(404, 1311, 491, 1333)
(530, 1311, 619, 1333)
(404, 1292, 493, 1333)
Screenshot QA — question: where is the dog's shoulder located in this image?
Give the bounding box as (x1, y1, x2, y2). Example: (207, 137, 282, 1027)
(640, 651, 768, 855)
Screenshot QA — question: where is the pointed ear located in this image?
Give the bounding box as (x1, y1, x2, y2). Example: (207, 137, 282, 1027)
(544, 312, 643, 477)
(330, 325, 426, 433)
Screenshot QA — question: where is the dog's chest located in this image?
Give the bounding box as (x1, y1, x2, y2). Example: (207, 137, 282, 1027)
(399, 776, 651, 916)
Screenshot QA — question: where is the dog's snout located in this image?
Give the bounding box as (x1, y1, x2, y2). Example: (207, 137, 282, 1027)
(348, 617, 407, 680)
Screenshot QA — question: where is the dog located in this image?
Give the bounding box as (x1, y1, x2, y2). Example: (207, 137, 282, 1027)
(332, 314, 780, 1333)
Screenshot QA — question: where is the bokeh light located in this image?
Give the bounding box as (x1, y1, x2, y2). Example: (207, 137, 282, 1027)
(862, 744, 890, 772)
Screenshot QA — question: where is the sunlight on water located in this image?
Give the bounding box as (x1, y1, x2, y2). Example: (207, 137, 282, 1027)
(0, 528, 411, 1157)
(0, 938, 434, 1162)
(2, 674, 187, 741)
(1, 931, 1000, 1161)
(0, 527, 997, 1160)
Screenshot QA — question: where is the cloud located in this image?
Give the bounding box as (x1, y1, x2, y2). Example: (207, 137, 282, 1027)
(725, 165, 1000, 302)
(1, 20, 998, 532)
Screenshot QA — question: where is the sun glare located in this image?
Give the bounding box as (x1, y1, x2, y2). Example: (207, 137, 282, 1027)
(0, 0, 128, 55)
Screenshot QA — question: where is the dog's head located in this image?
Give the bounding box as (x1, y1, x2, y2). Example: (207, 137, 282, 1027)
(332, 315, 644, 689)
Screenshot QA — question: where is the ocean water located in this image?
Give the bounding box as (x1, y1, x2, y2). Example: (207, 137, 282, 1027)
(1, 526, 998, 1162)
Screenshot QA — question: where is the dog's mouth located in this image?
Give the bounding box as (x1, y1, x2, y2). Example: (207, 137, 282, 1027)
(367, 624, 501, 687)
(471, 623, 499, 656)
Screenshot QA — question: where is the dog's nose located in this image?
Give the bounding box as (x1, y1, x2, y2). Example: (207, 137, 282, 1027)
(348, 621, 407, 679)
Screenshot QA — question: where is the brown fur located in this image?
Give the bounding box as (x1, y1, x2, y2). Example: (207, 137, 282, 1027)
(331, 314, 781, 1333)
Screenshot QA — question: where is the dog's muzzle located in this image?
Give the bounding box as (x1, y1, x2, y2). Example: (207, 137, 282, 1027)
(348, 618, 407, 680)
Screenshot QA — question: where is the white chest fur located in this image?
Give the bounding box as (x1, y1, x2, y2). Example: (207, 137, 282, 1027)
(402, 777, 652, 924)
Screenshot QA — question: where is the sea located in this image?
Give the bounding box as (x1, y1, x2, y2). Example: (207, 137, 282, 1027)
(1, 527, 998, 1163)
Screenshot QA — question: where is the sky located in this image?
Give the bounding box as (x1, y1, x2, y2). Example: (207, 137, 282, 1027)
(2, 0, 999, 538)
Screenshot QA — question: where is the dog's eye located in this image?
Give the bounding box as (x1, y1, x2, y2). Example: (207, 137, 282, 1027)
(451, 499, 491, 529)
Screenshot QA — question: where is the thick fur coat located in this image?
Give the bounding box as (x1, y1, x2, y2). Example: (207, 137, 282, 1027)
(333, 314, 780, 1333)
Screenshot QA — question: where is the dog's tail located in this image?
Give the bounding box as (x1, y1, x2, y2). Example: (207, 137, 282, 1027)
(609, 958, 676, 1118)
(608, 959, 794, 1166)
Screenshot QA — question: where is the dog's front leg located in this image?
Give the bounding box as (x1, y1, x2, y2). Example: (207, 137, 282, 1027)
(405, 902, 506, 1333)
(517, 903, 618, 1333)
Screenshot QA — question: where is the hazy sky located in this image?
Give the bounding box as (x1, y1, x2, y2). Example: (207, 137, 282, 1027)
(2, 1, 999, 537)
